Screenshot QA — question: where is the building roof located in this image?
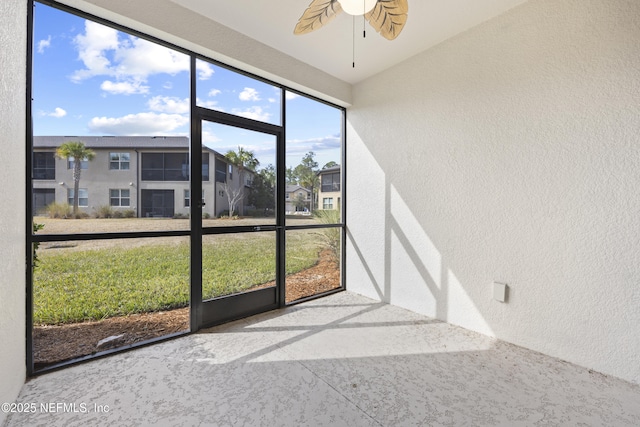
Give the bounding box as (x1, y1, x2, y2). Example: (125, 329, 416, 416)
(33, 135, 191, 149)
(31, 135, 231, 160)
(286, 185, 311, 193)
(318, 165, 340, 175)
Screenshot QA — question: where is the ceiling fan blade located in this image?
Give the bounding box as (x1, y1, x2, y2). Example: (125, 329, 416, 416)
(365, 0, 408, 40)
(294, 0, 343, 35)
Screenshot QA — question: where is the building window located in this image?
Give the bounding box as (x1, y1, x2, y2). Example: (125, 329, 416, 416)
(141, 189, 174, 218)
(321, 172, 340, 192)
(109, 153, 130, 170)
(228, 164, 233, 181)
(33, 188, 55, 214)
(215, 158, 227, 183)
(68, 157, 89, 170)
(184, 189, 204, 207)
(141, 153, 187, 181)
(202, 153, 210, 181)
(323, 197, 334, 210)
(67, 188, 88, 207)
(110, 189, 130, 207)
(33, 152, 55, 180)
(141, 152, 209, 181)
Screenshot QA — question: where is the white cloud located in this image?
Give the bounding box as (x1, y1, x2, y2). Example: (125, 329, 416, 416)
(196, 61, 214, 80)
(114, 37, 189, 78)
(208, 89, 221, 97)
(148, 96, 190, 114)
(71, 21, 119, 82)
(101, 80, 149, 95)
(88, 112, 188, 135)
(163, 82, 173, 90)
(37, 36, 51, 54)
(197, 98, 220, 110)
(286, 135, 341, 155)
(286, 92, 301, 100)
(71, 19, 208, 88)
(146, 96, 222, 112)
(239, 87, 261, 101)
(232, 106, 270, 122)
(43, 107, 67, 118)
(202, 130, 221, 145)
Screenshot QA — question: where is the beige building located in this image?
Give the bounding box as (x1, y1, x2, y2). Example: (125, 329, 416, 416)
(285, 184, 311, 214)
(33, 136, 253, 218)
(317, 165, 341, 211)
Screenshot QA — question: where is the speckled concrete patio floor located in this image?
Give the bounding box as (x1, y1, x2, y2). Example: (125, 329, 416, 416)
(5, 292, 640, 426)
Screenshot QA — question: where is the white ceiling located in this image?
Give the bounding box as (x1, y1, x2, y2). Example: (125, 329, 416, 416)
(171, 0, 528, 84)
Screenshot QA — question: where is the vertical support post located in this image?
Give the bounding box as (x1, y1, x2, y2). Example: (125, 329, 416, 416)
(277, 88, 287, 307)
(189, 55, 202, 332)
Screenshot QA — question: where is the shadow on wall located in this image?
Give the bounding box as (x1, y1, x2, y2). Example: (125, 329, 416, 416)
(345, 125, 493, 336)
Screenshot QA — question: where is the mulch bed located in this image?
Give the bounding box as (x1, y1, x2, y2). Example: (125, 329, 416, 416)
(33, 250, 340, 368)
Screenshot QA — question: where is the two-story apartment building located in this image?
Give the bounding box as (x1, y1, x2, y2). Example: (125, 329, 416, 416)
(33, 136, 253, 218)
(317, 165, 340, 211)
(285, 185, 311, 214)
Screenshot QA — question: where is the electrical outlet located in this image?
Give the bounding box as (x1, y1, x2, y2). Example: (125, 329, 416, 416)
(493, 282, 508, 303)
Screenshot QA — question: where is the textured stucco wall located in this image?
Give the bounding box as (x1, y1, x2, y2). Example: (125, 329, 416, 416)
(0, 0, 27, 421)
(347, 0, 640, 383)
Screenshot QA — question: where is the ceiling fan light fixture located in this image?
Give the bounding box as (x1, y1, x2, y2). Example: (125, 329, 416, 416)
(338, 0, 377, 15)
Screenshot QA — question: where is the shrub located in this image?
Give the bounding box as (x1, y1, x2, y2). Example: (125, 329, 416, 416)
(112, 210, 123, 218)
(94, 205, 114, 219)
(217, 210, 238, 218)
(313, 209, 341, 264)
(173, 213, 188, 219)
(33, 222, 44, 268)
(45, 202, 71, 219)
(202, 212, 211, 219)
(122, 209, 136, 218)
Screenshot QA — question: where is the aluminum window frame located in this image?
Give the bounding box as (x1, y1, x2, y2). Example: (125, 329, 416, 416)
(27, 0, 347, 375)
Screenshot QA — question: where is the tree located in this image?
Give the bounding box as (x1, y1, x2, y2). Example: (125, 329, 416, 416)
(55, 141, 95, 215)
(293, 192, 307, 211)
(295, 151, 319, 212)
(285, 166, 298, 185)
(223, 146, 259, 216)
(260, 164, 276, 187)
(322, 161, 338, 169)
(249, 165, 276, 215)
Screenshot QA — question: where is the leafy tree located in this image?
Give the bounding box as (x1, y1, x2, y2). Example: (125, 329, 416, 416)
(55, 141, 95, 215)
(260, 164, 276, 187)
(293, 192, 307, 211)
(223, 146, 259, 216)
(322, 161, 338, 169)
(249, 166, 276, 214)
(295, 151, 319, 211)
(285, 166, 298, 185)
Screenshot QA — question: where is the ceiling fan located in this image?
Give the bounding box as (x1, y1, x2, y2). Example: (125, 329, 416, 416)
(294, 0, 409, 41)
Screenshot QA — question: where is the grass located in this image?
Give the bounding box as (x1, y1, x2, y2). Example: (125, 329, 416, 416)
(34, 233, 320, 325)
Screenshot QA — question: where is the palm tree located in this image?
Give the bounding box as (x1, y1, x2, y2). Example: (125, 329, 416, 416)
(55, 141, 95, 215)
(295, 151, 319, 212)
(223, 146, 259, 216)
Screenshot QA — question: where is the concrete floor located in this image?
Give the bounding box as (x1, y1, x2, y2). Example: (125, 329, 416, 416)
(5, 292, 640, 426)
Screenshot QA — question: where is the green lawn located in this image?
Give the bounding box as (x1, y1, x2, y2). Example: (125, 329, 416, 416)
(33, 233, 320, 325)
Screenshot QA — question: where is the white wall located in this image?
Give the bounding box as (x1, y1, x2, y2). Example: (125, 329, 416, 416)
(0, 0, 27, 422)
(347, 0, 640, 384)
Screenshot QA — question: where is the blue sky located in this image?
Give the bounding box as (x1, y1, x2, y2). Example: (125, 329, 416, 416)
(32, 2, 342, 170)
